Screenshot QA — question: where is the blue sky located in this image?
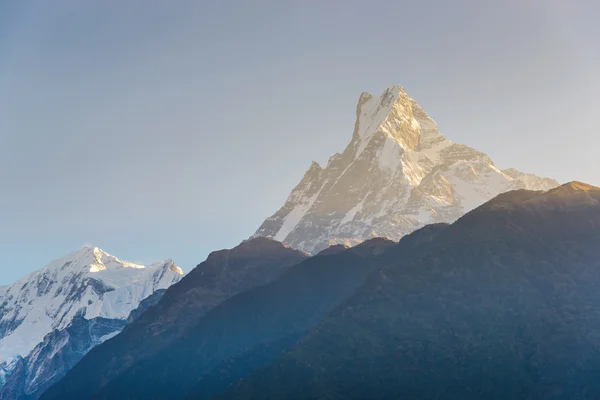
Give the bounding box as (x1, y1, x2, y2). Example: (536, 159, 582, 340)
(1, 0, 598, 284)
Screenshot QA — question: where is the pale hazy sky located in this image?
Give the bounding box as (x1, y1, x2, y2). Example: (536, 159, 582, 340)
(1, 0, 598, 284)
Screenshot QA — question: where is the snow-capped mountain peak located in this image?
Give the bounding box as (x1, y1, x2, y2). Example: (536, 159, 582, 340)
(354, 85, 420, 152)
(254, 84, 559, 254)
(0, 247, 183, 365)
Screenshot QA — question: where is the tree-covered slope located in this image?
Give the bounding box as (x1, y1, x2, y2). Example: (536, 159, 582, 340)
(224, 182, 600, 400)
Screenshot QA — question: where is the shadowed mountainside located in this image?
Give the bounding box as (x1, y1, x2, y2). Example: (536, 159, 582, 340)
(40, 238, 307, 400)
(44, 182, 600, 400)
(43, 223, 453, 399)
(222, 182, 600, 400)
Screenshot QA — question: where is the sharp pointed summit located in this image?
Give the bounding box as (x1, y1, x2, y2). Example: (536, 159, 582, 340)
(254, 84, 559, 254)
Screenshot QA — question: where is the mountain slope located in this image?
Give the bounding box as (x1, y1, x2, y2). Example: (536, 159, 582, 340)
(48, 238, 395, 400)
(254, 84, 558, 254)
(226, 182, 600, 400)
(0, 292, 168, 400)
(43, 225, 453, 400)
(0, 247, 183, 399)
(40, 238, 308, 400)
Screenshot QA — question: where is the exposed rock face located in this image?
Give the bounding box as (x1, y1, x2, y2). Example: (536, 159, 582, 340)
(254, 85, 558, 254)
(0, 247, 183, 399)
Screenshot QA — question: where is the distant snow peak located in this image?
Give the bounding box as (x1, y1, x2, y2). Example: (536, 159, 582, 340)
(254, 84, 559, 254)
(55, 246, 148, 274)
(0, 248, 183, 366)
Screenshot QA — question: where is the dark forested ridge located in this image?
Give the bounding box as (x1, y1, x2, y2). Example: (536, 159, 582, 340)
(222, 182, 600, 400)
(42, 182, 600, 400)
(44, 236, 402, 399)
(42, 222, 449, 400)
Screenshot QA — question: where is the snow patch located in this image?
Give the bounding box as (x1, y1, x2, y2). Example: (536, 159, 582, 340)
(340, 198, 366, 225)
(274, 182, 326, 242)
(98, 331, 121, 343)
(377, 136, 402, 172)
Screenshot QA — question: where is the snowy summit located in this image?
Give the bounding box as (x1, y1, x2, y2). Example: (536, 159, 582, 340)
(254, 84, 558, 254)
(0, 247, 183, 364)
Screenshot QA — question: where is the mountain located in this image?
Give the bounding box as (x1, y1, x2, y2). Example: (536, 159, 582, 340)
(0, 247, 183, 400)
(254, 84, 558, 254)
(225, 182, 600, 400)
(43, 226, 454, 400)
(43, 237, 396, 400)
(41, 238, 308, 400)
(0, 294, 168, 400)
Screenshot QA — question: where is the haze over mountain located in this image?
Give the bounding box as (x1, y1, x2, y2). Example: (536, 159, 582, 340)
(0, 247, 183, 399)
(255, 85, 558, 254)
